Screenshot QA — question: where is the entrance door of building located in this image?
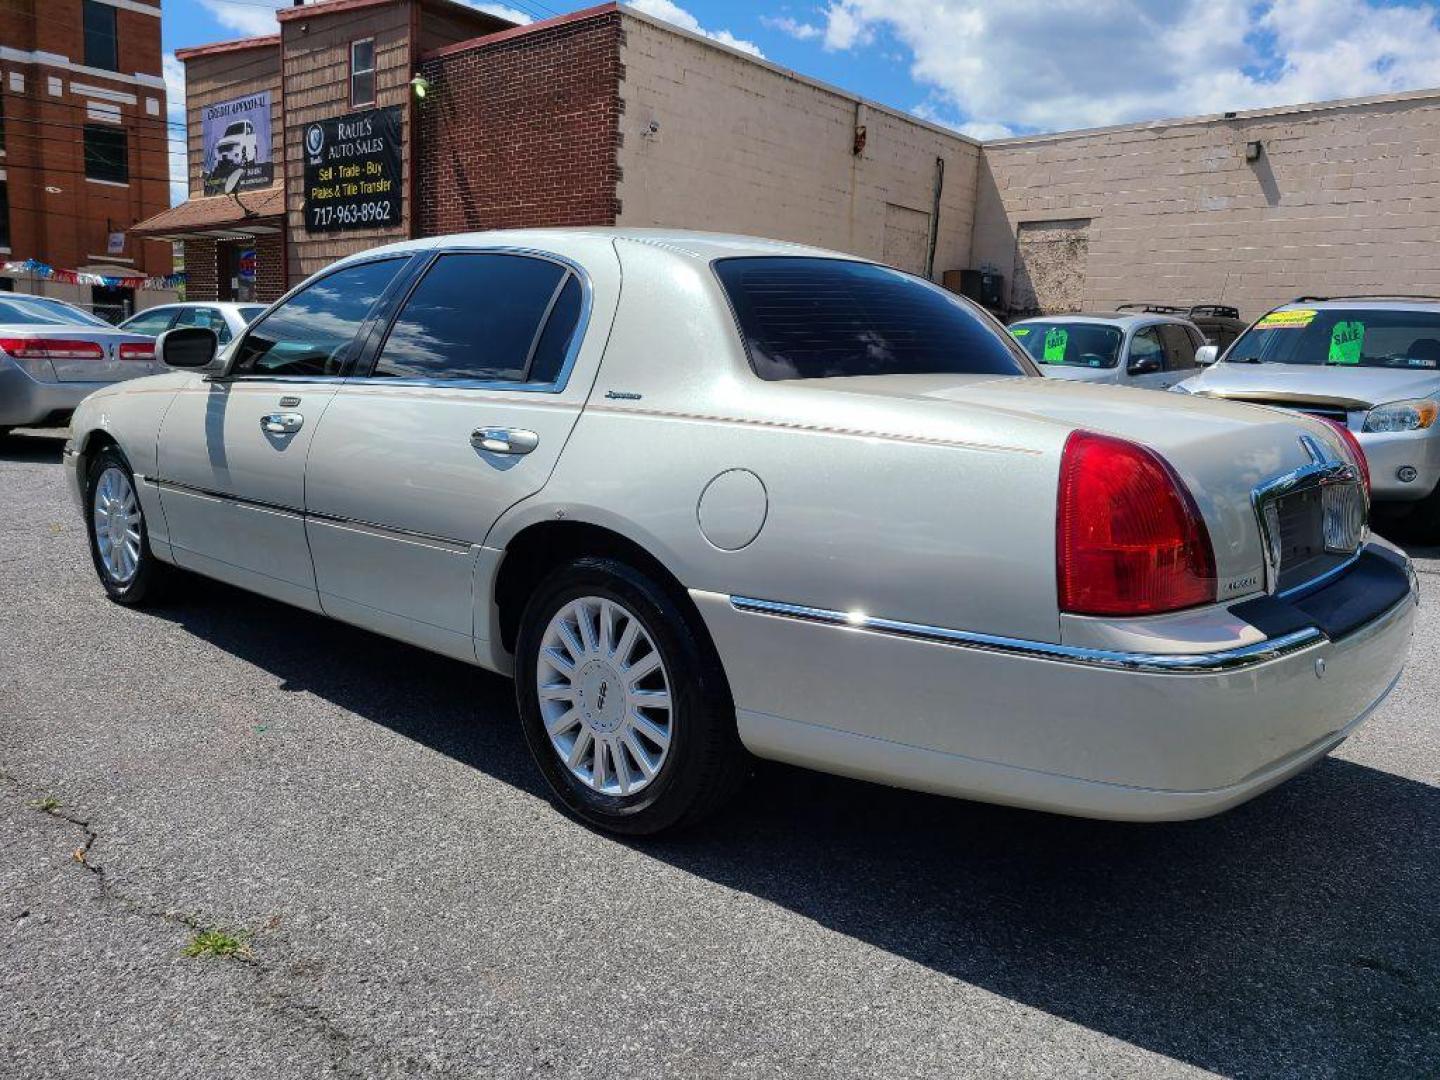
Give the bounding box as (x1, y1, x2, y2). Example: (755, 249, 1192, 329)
(218, 241, 258, 302)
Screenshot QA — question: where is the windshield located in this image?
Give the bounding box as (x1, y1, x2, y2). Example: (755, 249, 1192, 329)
(1227, 308, 1440, 369)
(714, 257, 1030, 381)
(224, 122, 247, 136)
(0, 297, 106, 327)
(1010, 321, 1123, 369)
(239, 305, 267, 323)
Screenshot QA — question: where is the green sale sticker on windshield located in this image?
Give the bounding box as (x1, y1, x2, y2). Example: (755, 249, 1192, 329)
(1328, 321, 1364, 365)
(1043, 327, 1068, 363)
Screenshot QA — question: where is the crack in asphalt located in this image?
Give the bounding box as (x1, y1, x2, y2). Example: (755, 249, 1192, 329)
(0, 771, 403, 1080)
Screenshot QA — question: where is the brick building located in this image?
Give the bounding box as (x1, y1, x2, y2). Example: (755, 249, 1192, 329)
(145, 0, 1440, 320)
(0, 0, 173, 317)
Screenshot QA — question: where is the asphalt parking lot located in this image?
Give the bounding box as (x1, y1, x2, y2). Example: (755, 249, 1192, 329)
(1, 425, 1437, 1080)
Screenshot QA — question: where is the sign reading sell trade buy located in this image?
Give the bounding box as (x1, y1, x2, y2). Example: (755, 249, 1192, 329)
(202, 92, 274, 196)
(302, 106, 403, 234)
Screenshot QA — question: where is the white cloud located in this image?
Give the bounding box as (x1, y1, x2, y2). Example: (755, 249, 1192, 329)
(163, 52, 187, 206)
(628, 0, 764, 57)
(198, 0, 284, 38)
(462, 1, 534, 23)
(761, 15, 822, 41)
(821, 0, 1440, 136)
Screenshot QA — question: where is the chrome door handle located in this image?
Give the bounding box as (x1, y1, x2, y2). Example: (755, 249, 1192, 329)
(261, 412, 304, 435)
(471, 427, 539, 455)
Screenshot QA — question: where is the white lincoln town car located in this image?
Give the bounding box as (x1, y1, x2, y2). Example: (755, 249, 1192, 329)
(64, 230, 1419, 834)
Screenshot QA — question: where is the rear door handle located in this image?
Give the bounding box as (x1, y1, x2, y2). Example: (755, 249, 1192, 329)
(471, 427, 539, 455)
(262, 412, 304, 435)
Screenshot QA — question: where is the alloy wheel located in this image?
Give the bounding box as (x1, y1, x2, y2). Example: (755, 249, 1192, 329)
(537, 596, 674, 797)
(93, 466, 142, 585)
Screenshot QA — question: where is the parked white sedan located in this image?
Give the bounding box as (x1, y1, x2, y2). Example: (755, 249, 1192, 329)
(64, 230, 1418, 834)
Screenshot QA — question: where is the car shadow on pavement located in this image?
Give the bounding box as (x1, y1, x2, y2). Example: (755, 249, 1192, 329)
(154, 574, 1439, 1079)
(0, 428, 66, 463)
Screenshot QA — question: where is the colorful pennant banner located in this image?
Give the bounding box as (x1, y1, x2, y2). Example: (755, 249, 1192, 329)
(2, 258, 185, 291)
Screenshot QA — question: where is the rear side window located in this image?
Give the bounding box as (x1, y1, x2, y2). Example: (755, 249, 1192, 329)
(371, 253, 573, 383)
(715, 257, 1028, 381)
(1160, 324, 1198, 371)
(233, 258, 405, 377)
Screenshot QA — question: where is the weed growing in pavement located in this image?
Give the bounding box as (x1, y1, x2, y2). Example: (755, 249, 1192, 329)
(32, 797, 61, 813)
(182, 928, 252, 960)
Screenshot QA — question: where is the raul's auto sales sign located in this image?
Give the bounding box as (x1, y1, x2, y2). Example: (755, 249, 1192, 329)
(302, 106, 403, 234)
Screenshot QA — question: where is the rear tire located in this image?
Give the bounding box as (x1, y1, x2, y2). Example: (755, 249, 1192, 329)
(85, 446, 172, 606)
(515, 557, 747, 836)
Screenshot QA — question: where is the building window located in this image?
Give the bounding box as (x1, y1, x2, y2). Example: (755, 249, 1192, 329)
(84, 125, 128, 184)
(350, 39, 375, 107)
(83, 0, 119, 72)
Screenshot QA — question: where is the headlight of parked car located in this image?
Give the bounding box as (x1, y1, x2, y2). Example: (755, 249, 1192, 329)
(1362, 398, 1440, 433)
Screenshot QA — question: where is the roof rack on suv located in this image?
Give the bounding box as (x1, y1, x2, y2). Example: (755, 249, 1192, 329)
(1115, 302, 1187, 314)
(1187, 304, 1240, 319)
(1291, 294, 1440, 303)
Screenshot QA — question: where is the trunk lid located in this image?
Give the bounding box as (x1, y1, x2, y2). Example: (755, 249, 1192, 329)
(778, 373, 1355, 598)
(0, 326, 159, 383)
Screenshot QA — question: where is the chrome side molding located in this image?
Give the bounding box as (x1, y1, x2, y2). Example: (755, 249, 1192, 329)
(728, 595, 1328, 674)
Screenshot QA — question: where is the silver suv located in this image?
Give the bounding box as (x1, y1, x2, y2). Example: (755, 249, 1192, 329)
(1176, 296, 1440, 536)
(1007, 311, 1206, 391)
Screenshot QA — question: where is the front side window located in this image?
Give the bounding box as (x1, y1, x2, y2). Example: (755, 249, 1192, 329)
(83, 0, 119, 71)
(1128, 327, 1164, 373)
(233, 258, 405, 377)
(238, 305, 268, 324)
(84, 125, 128, 184)
(350, 39, 376, 107)
(370, 253, 575, 383)
(121, 307, 178, 336)
(715, 257, 1029, 381)
(1227, 307, 1440, 370)
(1011, 320, 1123, 369)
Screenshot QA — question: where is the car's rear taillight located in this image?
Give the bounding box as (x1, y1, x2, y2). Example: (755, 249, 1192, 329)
(1056, 431, 1217, 616)
(0, 337, 104, 360)
(1318, 417, 1370, 495)
(119, 342, 155, 362)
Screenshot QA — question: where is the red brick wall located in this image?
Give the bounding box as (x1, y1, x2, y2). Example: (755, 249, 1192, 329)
(0, 0, 171, 277)
(416, 9, 622, 234)
(182, 238, 218, 300)
(253, 234, 285, 301)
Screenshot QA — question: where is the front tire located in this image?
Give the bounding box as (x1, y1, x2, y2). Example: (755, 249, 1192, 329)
(515, 557, 746, 835)
(85, 446, 171, 606)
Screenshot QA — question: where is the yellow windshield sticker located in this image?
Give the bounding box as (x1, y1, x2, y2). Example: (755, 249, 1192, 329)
(1255, 309, 1316, 329)
(1328, 321, 1364, 365)
(1042, 327, 1068, 363)
(1010, 327, 1031, 336)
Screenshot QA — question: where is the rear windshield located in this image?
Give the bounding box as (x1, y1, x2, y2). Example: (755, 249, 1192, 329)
(1228, 308, 1440, 369)
(0, 298, 100, 326)
(1010, 321, 1123, 369)
(714, 257, 1029, 381)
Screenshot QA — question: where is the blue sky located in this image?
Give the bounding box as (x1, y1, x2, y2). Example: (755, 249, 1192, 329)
(166, 0, 1440, 203)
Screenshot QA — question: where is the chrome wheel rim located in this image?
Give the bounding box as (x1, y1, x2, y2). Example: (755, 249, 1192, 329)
(93, 466, 142, 585)
(537, 596, 674, 797)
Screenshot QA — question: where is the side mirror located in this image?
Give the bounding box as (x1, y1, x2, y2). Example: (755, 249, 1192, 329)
(1128, 353, 1162, 376)
(1195, 344, 1220, 366)
(156, 326, 218, 369)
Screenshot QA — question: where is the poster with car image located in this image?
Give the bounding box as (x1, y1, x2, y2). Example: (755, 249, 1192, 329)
(302, 106, 403, 234)
(202, 92, 273, 196)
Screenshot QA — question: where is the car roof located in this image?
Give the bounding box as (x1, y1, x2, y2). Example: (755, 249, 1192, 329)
(1271, 297, 1440, 313)
(335, 227, 864, 268)
(1010, 311, 1196, 329)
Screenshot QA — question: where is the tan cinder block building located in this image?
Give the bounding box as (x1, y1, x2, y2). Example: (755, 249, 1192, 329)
(145, 0, 1440, 322)
(974, 89, 1440, 318)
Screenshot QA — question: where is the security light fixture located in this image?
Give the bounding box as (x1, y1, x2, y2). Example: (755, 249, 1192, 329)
(410, 73, 430, 100)
(1245, 140, 1264, 162)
